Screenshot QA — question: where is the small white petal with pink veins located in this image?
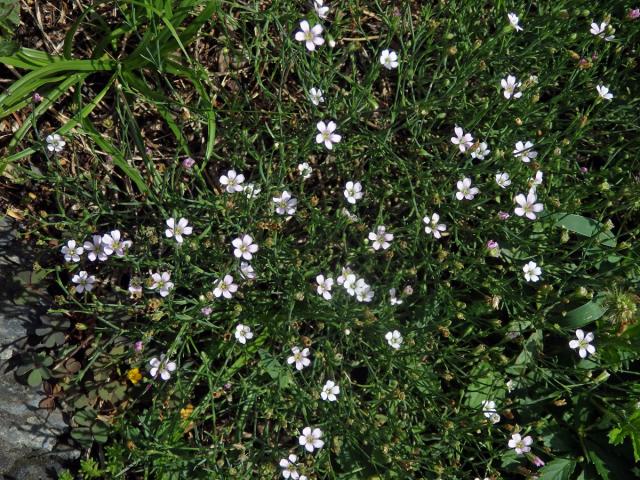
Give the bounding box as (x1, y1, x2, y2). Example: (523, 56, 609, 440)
(316, 120, 341, 150)
(232, 234, 258, 260)
(72, 271, 96, 293)
(513, 141, 537, 162)
(149, 354, 176, 381)
(423, 213, 446, 239)
(213, 275, 238, 299)
(316, 275, 334, 300)
(514, 190, 544, 220)
(456, 177, 479, 201)
(368, 225, 393, 250)
(150, 271, 174, 297)
(102, 229, 132, 257)
(569, 329, 596, 358)
(294, 20, 324, 51)
(273, 191, 298, 215)
(84, 235, 108, 261)
(298, 427, 324, 453)
(219, 170, 245, 193)
(508, 433, 533, 454)
(287, 346, 311, 371)
(165, 217, 193, 244)
(590, 21, 614, 41)
(501, 75, 522, 99)
(451, 126, 474, 152)
(61, 240, 84, 263)
(495, 172, 512, 189)
(45, 133, 66, 153)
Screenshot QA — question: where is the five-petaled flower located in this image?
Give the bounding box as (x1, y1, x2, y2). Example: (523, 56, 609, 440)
(240, 261, 256, 280)
(298, 427, 324, 453)
(471, 142, 490, 160)
(368, 225, 393, 250)
(83, 235, 108, 262)
(149, 354, 176, 381)
(150, 271, 174, 297)
(509, 433, 533, 454)
(513, 141, 538, 163)
(288, 346, 311, 371)
(309, 88, 324, 106)
(590, 21, 614, 41)
(344, 181, 363, 204)
(61, 240, 84, 263)
(220, 170, 245, 193)
(234, 324, 254, 344)
(298, 162, 313, 179)
(523, 261, 541, 282)
(596, 84, 613, 100)
(273, 191, 298, 215)
(321, 380, 340, 401)
(232, 235, 259, 260)
(46, 133, 66, 153)
(514, 190, 544, 220)
(508, 13, 523, 31)
(314, 0, 329, 19)
(295, 20, 324, 51)
(496, 172, 512, 189)
(316, 275, 334, 300)
(569, 329, 596, 358)
(102, 230, 132, 257)
(501, 75, 522, 99)
(72, 271, 96, 293)
(456, 178, 480, 201)
(423, 213, 447, 239)
(385, 330, 403, 349)
(316, 121, 341, 150)
(165, 218, 193, 244)
(451, 126, 474, 152)
(213, 275, 238, 299)
(380, 49, 399, 69)
(279, 454, 300, 479)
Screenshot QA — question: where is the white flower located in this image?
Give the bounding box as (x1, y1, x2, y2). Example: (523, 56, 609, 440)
(596, 84, 613, 100)
(287, 346, 311, 371)
(61, 240, 84, 263)
(423, 213, 446, 239)
(355, 278, 374, 302)
(508, 433, 533, 455)
(72, 271, 95, 293)
(232, 234, 258, 260)
(83, 235, 108, 262)
(219, 170, 245, 193)
(149, 354, 176, 381)
(150, 271, 174, 297)
(295, 20, 324, 51)
(213, 274, 238, 299)
(514, 190, 544, 220)
(314, 0, 329, 19)
(299, 427, 324, 453)
(368, 225, 393, 250)
(102, 230, 132, 257)
(243, 183, 261, 198)
(380, 49, 399, 70)
(508, 13, 523, 31)
(501, 75, 522, 99)
(522, 261, 541, 282)
(471, 141, 490, 160)
(456, 177, 479, 201)
(315, 120, 341, 150)
(344, 181, 363, 204)
(165, 217, 193, 244)
(389, 288, 403, 305)
(316, 275, 334, 300)
(495, 172, 512, 189)
(530, 171, 543, 188)
(451, 126, 474, 152)
(385, 330, 403, 349)
(279, 454, 300, 479)
(337, 267, 354, 285)
(590, 21, 614, 41)
(128, 277, 142, 295)
(298, 162, 313, 179)
(343, 274, 357, 296)
(513, 141, 538, 163)
(46, 133, 66, 153)
(234, 324, 253, 344)
(482, 400, 500, 424)
(321, 380, 340, 401)
(569, 329, 596, 358)
(240, 261, 256, 280)
(273, 191, 298, 215)
(309, 88, 324, 106)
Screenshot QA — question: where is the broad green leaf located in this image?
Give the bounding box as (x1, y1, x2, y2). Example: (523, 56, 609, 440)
(539, 458, 576, 480)
(551, 213, 616, 247)
(27, 368, 42, 387)
(561, 294, 606, 328)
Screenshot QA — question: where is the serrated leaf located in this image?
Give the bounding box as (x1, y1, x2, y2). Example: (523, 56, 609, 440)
(539, 458, 576, 480)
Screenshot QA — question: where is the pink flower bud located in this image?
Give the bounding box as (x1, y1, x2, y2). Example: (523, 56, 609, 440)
(32, 93, 43, 103)
(628, 8, 640, 20)
(182, 157, 196, 169)
(134, 341, 144, 352)
(498, 211, 510, 220)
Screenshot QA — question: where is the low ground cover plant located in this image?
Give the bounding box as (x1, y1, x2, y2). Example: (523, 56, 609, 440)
(2, 0, 640, 478)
